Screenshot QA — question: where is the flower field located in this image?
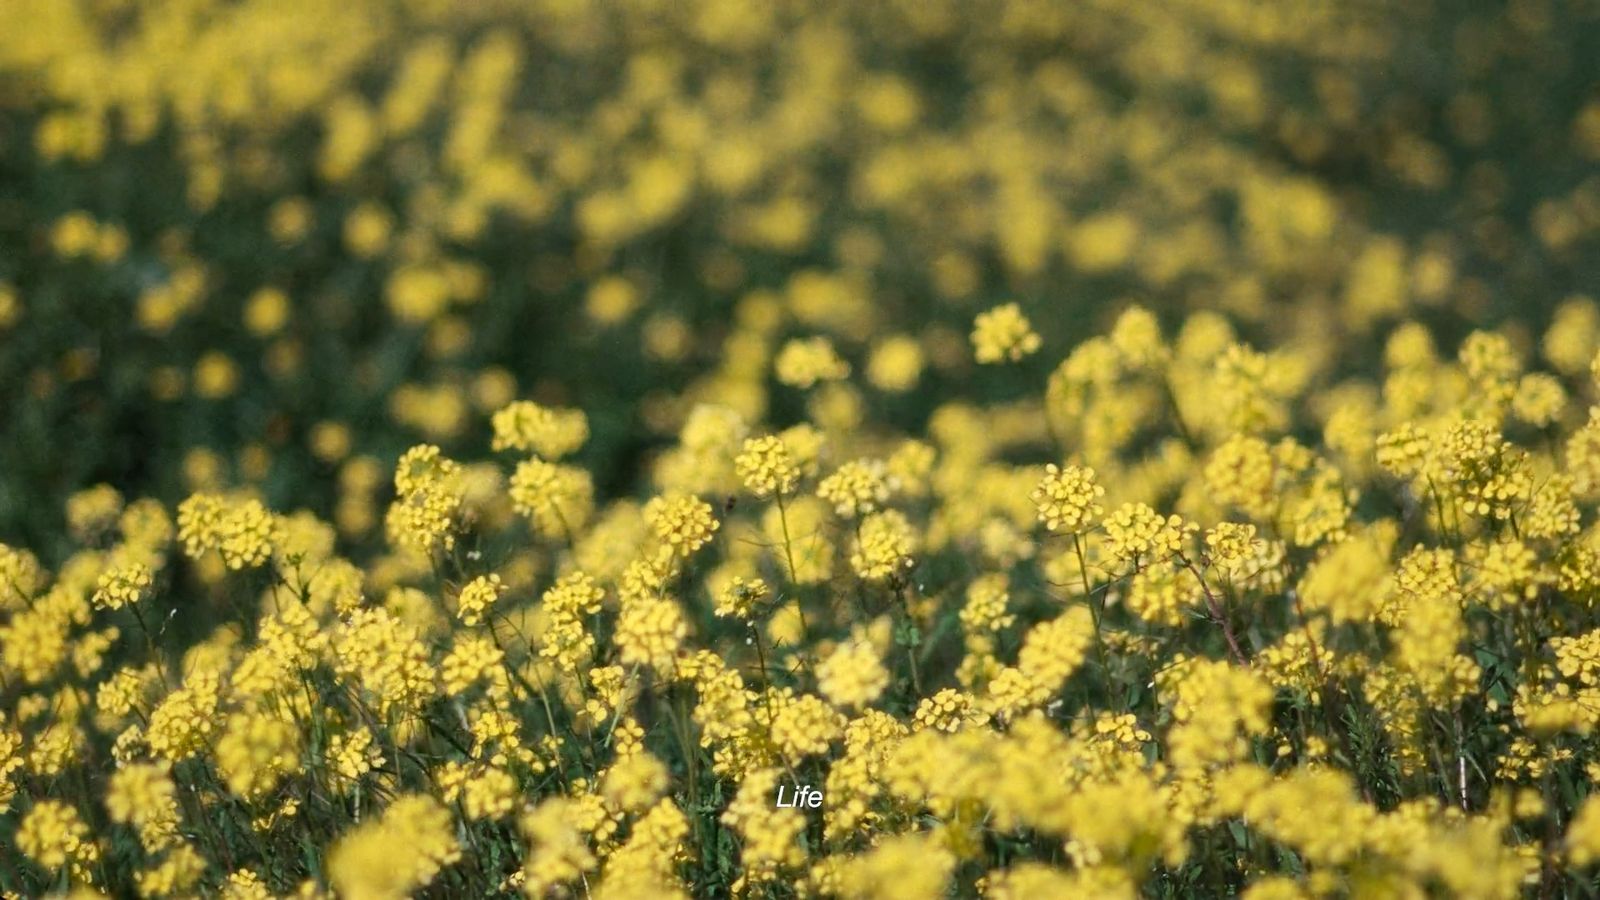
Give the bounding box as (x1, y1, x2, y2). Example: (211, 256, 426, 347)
(2, 1, 1600, 897)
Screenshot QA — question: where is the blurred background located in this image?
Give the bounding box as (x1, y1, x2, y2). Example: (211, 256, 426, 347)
(0, 0, 1596, 560)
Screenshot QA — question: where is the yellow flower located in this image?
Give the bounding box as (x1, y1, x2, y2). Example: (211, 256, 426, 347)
(775, 336, 851, 388)
(17, 799, 97, 873)
(522, 797, 598, 895)
(835, 833, 954, 899)
(92, 562, 152, 610)
(866, 335, 924, 392)
(818, 638, 889, 709)
(137, 842, 207, 897)
(490, 400, 589, 459)
(216, 711, 301, 799)
(736, 435, 801, 498)
(106, 762, 181, 851)
(722, 768, 807, 882)
(329, 795, 460, 900)
(850, 510, 917, 581)
(455, 573, 505, 627)
(146, 669, 223, 761)
(509, 457, 594, 537)
(644, 493, 720, 557)
(1205, 522, 1264, 578)
(441, 633, 506, 696)
(326, 726, 385, 793)
(913, 688, 984, 733)
(66, 483, 123, 540)
(177, 492, 284, 568)
(617, 594, 688, 675)
(462, 765, 518, 821)
(1103, 502, 1194, 564)
(715, 575, 770, 620)
(971, 303, 1041, 364)
(1030, 464, 1104, 532)
(386, 445, 463, 554)
(602, 751, 670, 812)
(818, 458, 891, 518)
(244, 286, 291, 336)
(1567, 795, 1600, 866)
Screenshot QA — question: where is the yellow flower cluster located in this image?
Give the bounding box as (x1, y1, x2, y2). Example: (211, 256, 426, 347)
(454, 573, 505, 628)
(644, 493, 721, 559)
(1031, 464, 1105, 533)
(177, 493, 284, 570)
(817, 459, 892, 519)
(327, 795, 460, 898)
(776, 337, 852, 389)
(736, 435, 800, 499)
(490, 401, 589, 460)
(715, 576, 770, 621)
(509, 457, 594, 538)
(818, 639, 890, 710)
(971, 303, 1042, 364)
(12, 310, 1600, 895)
(91, 563, 151, 611)
(17, 799, 98, 880)
(850, 511, 918, 582)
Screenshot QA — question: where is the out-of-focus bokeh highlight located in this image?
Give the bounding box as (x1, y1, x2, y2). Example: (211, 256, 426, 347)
(0, 1, 1595, 546)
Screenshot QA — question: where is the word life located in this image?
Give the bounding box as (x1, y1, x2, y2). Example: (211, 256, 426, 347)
(774, 783, 823, 809)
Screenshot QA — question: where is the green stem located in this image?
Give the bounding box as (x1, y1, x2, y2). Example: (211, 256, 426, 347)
(1073, 532, 1111, 701)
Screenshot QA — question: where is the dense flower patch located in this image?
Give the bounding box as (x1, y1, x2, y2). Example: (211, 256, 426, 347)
(2, 1, 1600, 897)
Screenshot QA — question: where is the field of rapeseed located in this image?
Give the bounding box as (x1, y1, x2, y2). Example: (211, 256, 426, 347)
(2, 1, 1600, 897)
